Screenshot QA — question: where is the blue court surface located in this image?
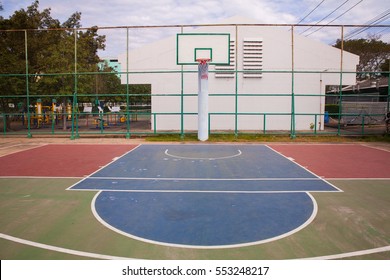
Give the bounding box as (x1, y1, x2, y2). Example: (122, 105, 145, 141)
(70, 144, 340, 248)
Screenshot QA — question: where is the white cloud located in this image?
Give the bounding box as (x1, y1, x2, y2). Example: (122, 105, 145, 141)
(3, 0, 389, 26)
(2, 0, 389, 56)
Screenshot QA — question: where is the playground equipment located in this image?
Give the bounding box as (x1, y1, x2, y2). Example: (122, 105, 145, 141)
(24, 99, 44, 128)
(31, 98, 43, 128)
(66, 102, 72, 120)
(107, 105, 121, 113)
(22, 99, 59, 128)
(107, 105, 122, 124)
(94, 105, 108, 128)
(92, 101, 125, 128)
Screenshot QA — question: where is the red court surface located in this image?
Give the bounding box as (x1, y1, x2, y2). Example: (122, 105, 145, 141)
(0, 143, 389, 179)
(0, 144, 137, 177)
(270, 144, 390, 179)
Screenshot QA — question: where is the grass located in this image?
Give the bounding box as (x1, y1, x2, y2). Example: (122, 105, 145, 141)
(145, 133, 390, 143)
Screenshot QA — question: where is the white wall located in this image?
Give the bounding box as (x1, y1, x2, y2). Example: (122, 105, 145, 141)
(119, 22, 359, 132)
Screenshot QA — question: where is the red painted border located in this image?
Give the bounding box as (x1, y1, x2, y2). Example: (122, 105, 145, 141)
(0, 144, 137, 177)
(270, 144, 390, 179)
(1, 144, 388, 179)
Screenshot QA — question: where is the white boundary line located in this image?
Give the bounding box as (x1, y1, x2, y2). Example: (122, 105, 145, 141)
(1, 231, 389, 260)
(3, 176, 388, 181)
(300, 245, 390, 260)
(265, 145, 344, 193)
(0, 233, 134, 260)
(165, 148, 242, 160)
(0, 143, 48, 158)
(87, 177, 322, 181)
(0, 143, 45, 150)
(327, 177, 390, 180)
(73, 176, 338, 193)
(65, 189, 341, 194)
(360, 143, 390, 153)
(0, 144, 26, 150)
(0, 176, 83, 179)
(90, 191, 318, 249)
(66, 144, 141, 191)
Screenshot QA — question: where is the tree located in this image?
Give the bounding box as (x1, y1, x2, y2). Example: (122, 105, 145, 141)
(0, 0, 105, 130)
(334, 37, 390, 80)
(380, 59, 389, 77)
(94, 61, 125, 105)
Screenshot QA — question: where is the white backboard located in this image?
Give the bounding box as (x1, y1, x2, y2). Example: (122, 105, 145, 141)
(176, 33, 230, 65)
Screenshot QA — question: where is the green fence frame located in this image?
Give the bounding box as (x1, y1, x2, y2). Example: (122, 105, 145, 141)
(1, 24, 389, 138)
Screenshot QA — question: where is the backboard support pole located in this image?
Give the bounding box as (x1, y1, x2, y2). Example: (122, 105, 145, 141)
(176, 33, 230, 141)
(197, 59, 210, 141)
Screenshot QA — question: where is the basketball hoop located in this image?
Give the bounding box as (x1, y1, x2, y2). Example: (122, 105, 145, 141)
(176, 33, 230, 141)
(196, 58, 211, 65)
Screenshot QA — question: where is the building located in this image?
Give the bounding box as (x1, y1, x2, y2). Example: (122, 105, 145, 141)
(326, 77, 389, 103)
(98, 58, 122, 78)
(119, 17, 359, 132)
(326, 77, 389, 126)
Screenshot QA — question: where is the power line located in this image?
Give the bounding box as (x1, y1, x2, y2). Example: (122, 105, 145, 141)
(305, 0, 363, 36)
(371, 27, 390, 38)
(300, 0, 350, 35)
(295, 0, 326, 25)
(344, 9, 390, 39)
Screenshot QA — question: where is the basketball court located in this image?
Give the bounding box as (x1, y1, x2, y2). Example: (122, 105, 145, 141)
(0, 140, 389, 259)
(69, 144, 339, 248)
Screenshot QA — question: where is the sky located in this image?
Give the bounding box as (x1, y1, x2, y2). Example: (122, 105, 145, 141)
(1, 0, 389, 57)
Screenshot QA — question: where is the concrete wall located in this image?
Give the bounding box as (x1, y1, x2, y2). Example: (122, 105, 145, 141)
(119, 22, 359, 132)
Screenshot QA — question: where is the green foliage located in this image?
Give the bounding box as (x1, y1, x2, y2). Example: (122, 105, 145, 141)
(380, 59, 389, 77)
(0, 1, 108, 130)
(145, 133, 390, 143)
(325, 104, 339, 114)
(94, 61, 151, 105)
(0, 0, 106, 99)
(334, 37, 390, 79)
(0, 1, 150, 112)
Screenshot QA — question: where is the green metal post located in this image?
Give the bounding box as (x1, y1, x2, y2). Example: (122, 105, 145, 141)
(100, 113, 104, 133)
(208, 113, 211, 136)
(71, 29, 79, 139)
(126, 28, 131, 139)
(153, 113, 157, 134)
(3, 113, 6, 135)
(25, 30, 32, 138)
(75, 31, 79, 138)
(263, 114, 266, 134)
(290, 26, 296, 139)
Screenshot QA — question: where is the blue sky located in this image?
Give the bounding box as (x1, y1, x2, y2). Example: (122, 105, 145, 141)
(2, 0, 389, 26)
(1, 0, 389, 56)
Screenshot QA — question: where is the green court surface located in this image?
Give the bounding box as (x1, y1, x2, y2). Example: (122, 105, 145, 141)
(0, 141, 389, 260)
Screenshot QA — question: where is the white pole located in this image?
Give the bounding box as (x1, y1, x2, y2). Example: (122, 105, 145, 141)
(198, 61, 209, 141)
